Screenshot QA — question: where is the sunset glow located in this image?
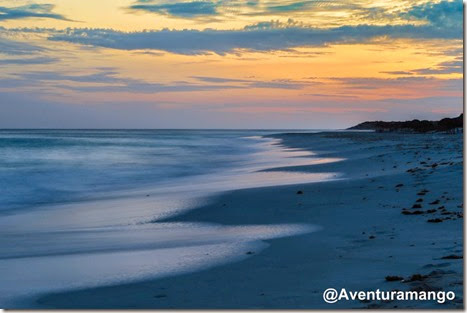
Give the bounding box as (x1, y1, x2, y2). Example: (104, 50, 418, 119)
(0, 0, 462, 128)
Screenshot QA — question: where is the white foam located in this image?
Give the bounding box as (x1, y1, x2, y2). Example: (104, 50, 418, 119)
(0, 135, 334, 306)
(0, 223, 318, 306)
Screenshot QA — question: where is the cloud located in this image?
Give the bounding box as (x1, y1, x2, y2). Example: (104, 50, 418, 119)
(191, 76, 307, 89)
(266, 1, 314, 13)
(125, 0, 460, 26)
(0, 1, 460, 56)
(14, 70, 225, 93)
(243, 18, 307, 30)
(380, 71, 413, 75)
(0, 56, 58, 65)
(0, 4, 70, 21)
(0, 37, 44, 55)
(129, 1, 217, 17)
(192, 76, 251, 83)
(246, 0, 260, 6)
(402, 0, 462, 28)
(412, 63, 463, 75)
(381, 58, 463, 76)
(261, 0, 338, 14)
(330, 76, 463, 94)
(4, 69, 307, 93)
(127, 0, 331, 18)
(44, 22, 461, 55)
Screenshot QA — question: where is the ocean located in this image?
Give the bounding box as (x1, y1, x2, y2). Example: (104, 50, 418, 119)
(0, 130, 336, 307)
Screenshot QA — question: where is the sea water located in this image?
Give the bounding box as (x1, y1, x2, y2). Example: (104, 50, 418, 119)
(0, 130, 338, 307)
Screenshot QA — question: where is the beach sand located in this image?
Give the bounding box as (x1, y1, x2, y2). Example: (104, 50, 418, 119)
(35, 132, 463, 309)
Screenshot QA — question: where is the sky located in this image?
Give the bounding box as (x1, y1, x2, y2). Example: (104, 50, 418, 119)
(0, 0, 463, 129)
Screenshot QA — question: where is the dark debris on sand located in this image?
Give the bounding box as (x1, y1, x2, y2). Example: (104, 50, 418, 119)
(441, 255, 463, 260)
(385, 276, 404, 282)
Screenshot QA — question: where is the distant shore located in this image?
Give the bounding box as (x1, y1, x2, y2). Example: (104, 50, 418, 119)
(36, 131, 463, 309)
(348, 114, 463, 133)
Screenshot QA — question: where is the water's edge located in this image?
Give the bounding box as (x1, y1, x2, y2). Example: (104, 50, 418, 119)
(0, 130, 340, 307)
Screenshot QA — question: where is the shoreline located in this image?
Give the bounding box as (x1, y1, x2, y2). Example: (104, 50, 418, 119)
(33, 131, 464, 309)
(0, 131, 334, 308)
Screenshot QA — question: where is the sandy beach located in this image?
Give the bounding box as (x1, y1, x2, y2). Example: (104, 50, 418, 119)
(31, 131, 463, 309)
(1, 0, 463, 309)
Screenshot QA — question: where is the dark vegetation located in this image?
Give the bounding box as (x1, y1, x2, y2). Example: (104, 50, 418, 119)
(348, 114, 463, 133)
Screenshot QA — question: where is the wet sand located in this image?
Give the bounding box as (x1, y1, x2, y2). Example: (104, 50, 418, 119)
(35, 132, 464, 309)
